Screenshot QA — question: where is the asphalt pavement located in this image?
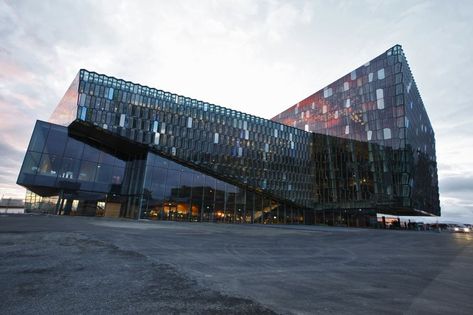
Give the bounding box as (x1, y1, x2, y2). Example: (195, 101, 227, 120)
(1, 214, 472, 314)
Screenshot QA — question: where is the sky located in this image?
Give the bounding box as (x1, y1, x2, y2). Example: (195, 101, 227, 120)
(0, 0, 472, 222)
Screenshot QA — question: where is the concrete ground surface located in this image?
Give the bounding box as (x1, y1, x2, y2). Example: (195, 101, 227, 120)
(1, 215, 472, 314)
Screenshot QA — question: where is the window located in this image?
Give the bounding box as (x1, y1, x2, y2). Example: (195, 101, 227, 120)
(20, 152, 41, 176)
(383, 128, 391, 140)
(44, 126, 67, 155)
(60, 157, 80, 180)
(350, 70, 356, 80)
(78, 161, 97, 182)
(376, 89, 384, 110)
(376, 89, 384, 99)
(378, 68, 385, 80)
(79, 107, 87, 120)
(28, 122, 50, 153)
(108, 87, 114, 100)
(323, 88, 332, 98)
(377, 99, 385, 109)
(343, 82, 349, 91)
(407, 80, 412, 93)
(152, 121, 158, 133)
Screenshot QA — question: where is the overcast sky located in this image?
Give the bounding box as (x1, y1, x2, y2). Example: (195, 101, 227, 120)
(1, 0, 472, 222)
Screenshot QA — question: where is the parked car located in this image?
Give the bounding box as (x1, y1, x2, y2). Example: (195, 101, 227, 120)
(448, 224, 471, 233)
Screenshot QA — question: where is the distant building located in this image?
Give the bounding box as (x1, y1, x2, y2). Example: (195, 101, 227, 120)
(17, 45, 439, 225)
(0, 197, 25, 214)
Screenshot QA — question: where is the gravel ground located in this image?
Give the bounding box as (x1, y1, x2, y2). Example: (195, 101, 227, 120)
(0, 218, 274, 314)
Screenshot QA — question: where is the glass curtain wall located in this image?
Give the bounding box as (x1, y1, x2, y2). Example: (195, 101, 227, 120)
(141, 151, 306, 224)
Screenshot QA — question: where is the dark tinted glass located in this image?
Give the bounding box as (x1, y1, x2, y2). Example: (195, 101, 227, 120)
(78, 161, 97, 182)
(82, 144, 100, 162)
(96, 164, 113, 183)
(28, 122, 50, 153)
(59, 157, 80, 180)
(44, 125, 68, 155)
(99, 151, 116, 165)
(64, 137, 84, 158)
(111, 167, 125, 185)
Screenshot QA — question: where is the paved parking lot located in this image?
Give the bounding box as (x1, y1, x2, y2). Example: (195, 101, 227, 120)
(1, 215, 473, 314)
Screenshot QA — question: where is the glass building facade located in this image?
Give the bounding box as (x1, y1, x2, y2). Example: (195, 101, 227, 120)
(17, 45, 440, 225)
(273, 45, 440, 217)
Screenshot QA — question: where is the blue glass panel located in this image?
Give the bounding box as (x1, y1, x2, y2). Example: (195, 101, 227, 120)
(38, 154, 61, 178)
(44, 125, 67, 156)
(82, 144, 100, 162)
(59, 157, 80, 180)
(95, 164, 113, 183)
(108, 87, 114, 100)
(78, 160, 97, 182)
(111, 166, 125, 185)
(164, 169, 181, 201)
(28, 121, 50, 153)
(64, 137, 84, 158)
(79, 106, 87, 120)
(17, 151, 41, 184)
(99, 151, 116, 165)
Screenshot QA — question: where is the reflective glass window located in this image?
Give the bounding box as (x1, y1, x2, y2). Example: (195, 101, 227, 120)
(59, 157, 81, 180)
(111, 166, 125, 185)
(28, 122, 50, 153)
(164, 169, 181, 201)
(191, 173, 205, 221)
(20, 151, 41, 175)
(44, 125, 67, 156)
(38, 154, 61, 177)
(215, 180, 225, 222)
(99, 151, 116, 165)
(225, 184, 236, 222)
(82, 144, 101, 162)
(64, 137, 84, 158)
(78, 161, 98, 182)
(95, 164, 114, 183)
(245, 191, 254, 223)
(202, 176, 215, 221)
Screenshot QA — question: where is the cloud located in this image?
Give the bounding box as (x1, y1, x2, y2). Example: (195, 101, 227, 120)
(0, 139, 25, 198)
(441, 175, 473, 194)
(0, 0, 473, 222)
